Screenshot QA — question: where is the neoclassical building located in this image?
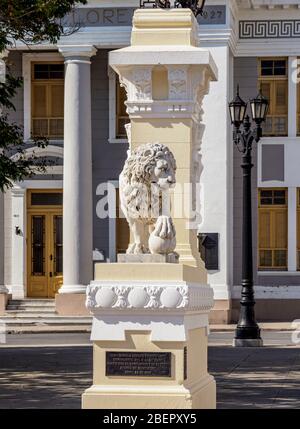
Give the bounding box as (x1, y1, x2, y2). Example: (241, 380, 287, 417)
(1, 0, 300, 323)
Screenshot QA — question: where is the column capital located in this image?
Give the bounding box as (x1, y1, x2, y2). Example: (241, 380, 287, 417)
(58, 45, 97, 62)
(11, 186, 26, 198)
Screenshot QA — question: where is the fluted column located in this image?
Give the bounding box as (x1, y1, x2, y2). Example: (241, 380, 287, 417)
(58, 45, 96, 294)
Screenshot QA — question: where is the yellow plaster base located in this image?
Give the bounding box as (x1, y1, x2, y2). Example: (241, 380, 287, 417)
(82, 329, 216, 409)
(55, 293, 89, 316)
(0, 293, 9, 316)
(94, 262, 207, 284)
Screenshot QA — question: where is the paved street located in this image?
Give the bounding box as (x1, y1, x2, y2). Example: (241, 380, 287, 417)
(0, 332, 299, 409)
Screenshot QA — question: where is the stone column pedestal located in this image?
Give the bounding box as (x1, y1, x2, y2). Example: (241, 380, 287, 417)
(82, 9, 218, 410)
(82, 263, 216, 409)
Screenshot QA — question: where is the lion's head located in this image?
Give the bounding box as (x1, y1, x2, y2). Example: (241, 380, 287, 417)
(121, 143, 176, 190)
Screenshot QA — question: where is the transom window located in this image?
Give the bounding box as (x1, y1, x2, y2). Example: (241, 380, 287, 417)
(31, 62, 64, 139)
(33, 64, 64, 80)
(259, 189, 287, 206)
(258, 188, 288, 271)
(260, 59, 287, 77)
(259, 58, 288, 137)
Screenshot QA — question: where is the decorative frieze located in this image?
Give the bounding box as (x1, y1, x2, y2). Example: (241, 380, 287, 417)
(240, 20, 300, 39)
(86, 281, 214, 312)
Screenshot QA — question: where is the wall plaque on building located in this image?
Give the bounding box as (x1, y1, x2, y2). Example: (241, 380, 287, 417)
(64, 8, 135, 27)
(106, 351, 172, 377)
(64, 6, 226, 27)
(198, 5, 226, 25)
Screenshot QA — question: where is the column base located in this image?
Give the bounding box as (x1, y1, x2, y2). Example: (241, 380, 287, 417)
(55, 293, 90, 316)
(0, 293, 10, 316)
(0, 286, 8, 294)
(82, 375, 216, 409)
(58, 284, 87, 294)
(233, 338, 263, 347)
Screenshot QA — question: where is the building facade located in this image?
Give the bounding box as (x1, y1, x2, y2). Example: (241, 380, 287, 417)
(1, 0, 300, 322)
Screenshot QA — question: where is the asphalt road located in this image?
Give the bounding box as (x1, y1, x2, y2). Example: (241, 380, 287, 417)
(0, 332, 299, 409)
(0, 331, 296, 347)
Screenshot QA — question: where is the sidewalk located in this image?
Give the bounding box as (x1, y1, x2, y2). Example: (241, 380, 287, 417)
(210, 322, 294, 332)
(0, 322, 295, 335)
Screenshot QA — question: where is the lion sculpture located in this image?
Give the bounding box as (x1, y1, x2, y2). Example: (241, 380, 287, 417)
(119, 143, 177, 255)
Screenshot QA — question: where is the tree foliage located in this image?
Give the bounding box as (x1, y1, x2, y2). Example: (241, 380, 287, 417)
(0, 0, 86, 191)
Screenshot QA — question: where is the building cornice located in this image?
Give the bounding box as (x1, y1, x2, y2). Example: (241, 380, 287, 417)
(236, 0, 300, 9)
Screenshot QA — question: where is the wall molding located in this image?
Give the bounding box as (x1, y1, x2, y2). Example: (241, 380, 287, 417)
(240, 20, 300, 39)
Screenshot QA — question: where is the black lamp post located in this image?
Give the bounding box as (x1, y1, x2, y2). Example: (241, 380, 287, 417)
(229, 87, 269, 347)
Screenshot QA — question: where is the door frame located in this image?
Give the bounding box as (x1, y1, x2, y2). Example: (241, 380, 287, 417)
(8, 180, 63, 299)
(26, 190, 63, 298)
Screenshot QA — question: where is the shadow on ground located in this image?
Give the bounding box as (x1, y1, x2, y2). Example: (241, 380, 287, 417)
(208, 346, 300, 409)
(0, 345, 299, 409)
(0, 347, 93, 409)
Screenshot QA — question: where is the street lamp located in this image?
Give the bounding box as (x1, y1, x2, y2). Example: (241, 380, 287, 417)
(175, 1, 206, 17)
(228, 87, 269, 348)
(140, 1, 206, 17)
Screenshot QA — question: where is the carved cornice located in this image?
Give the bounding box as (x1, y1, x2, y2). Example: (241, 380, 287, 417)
(86, 281, 214, 313)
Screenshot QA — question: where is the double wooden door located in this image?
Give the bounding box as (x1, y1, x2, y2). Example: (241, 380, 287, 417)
(27, 210, 63, 298)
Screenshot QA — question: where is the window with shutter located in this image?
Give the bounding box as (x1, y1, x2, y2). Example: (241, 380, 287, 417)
(258, 189, 288, 271)
(31, 62, 64, 139)
(259, 58, 288, 137)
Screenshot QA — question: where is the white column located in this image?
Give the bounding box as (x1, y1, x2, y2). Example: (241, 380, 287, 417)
(288, 187, 297, 272)
(58, 45, 96, 294)
(200, 45, 233, 301)
(288, 56, 297, 137)
(0, 192, 8, 293)
(11, 187, 26, 298)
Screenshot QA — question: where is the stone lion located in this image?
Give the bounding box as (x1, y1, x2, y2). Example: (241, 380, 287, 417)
(119, 143, 177, 254)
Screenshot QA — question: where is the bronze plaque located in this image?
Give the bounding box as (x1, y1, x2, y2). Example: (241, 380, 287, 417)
(106, 351, 171, 377)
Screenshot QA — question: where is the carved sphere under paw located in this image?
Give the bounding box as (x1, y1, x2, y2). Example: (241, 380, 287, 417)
(149, 215, 176, 255)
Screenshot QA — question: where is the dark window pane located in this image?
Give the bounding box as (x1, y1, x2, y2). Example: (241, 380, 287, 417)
(274, 250, 287, 267)
(54, 216, 63, 274)
(261, 190, 272, 197)
(32, 216, 45, 275)
(259, 250, 272, 267)
(261, 198, 273, 205)
(34, 64, 64, 80)
(274, 190, 286, 205)
(261, 60, 273, 76)
(260, 190, 272, 205)
(274, 60, 286, 76)
(31, 193, 63, 206)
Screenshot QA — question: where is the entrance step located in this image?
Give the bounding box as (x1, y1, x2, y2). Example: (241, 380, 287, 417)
(0, 316, 92, 325)
(1, 299, 92, 334)
(6, 299, 55, 311)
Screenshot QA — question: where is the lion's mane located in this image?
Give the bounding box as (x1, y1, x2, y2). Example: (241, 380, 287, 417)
(119, 143, 176, 222)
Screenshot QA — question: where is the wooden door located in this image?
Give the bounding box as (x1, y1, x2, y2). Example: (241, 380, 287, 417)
(27, 190, 63, 298)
